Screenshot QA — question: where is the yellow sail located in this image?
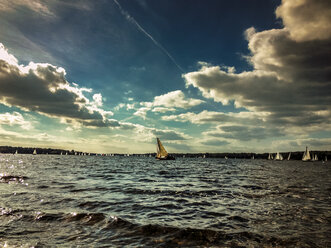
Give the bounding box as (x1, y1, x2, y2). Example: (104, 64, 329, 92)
(302, 146, 311, 161)
(156, 138, 168, 158)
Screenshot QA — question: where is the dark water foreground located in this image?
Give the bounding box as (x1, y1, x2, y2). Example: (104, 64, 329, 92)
(0, 155, 330, 247)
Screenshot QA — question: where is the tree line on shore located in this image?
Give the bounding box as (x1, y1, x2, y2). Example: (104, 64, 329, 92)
(0, 146, 329, 160)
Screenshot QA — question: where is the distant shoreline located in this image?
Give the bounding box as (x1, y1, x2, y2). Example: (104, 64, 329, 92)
(0, 146, 329, 160)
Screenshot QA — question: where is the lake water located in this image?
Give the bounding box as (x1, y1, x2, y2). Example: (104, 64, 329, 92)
(0, 155, 330, 247)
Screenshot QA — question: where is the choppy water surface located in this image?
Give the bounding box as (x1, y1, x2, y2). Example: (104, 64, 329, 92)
(0, 155, 330, 247)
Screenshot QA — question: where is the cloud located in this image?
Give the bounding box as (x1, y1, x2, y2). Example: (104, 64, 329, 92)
(203, 125, 284, 142)
(162, 110, 265, 125)
(152, 90, 204, 109)
(133, 107, 149, 119)
(151, 129, 188, 141)
(276, 0, 331, 42)
(134, 90, 204, 119)
(200, 139, 230, 146)
(152, 107, 176, 113)
(163, 110, 285, 142)
(0, 0, 54, 17)
(0, 43, 115, 128)
(0, 112, 32, 130)
(183, 0, 331, 132)
(0, 0, 91, 17)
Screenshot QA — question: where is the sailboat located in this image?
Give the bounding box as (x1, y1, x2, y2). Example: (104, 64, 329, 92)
(274, 152, 283, 161)
(156, 138, 175, 160)
(287, 152, 291, 160)
(314, 154, 318, 161)
(15, 150, 18, 155)
(33, 149, 37, 155)
(268, 153, 272, 160)
(302, 146, 311, 161)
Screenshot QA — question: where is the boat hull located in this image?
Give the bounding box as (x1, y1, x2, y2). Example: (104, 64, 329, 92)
(156, 155, 175, 160)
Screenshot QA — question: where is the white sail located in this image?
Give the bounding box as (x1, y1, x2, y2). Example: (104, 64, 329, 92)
(287, 152, 291, 160)
(15, 150, 18, 155)
(33, 149, 37, 155)
(302, 146, 311, 161)
(314, 154, 318, 161)
(274, 152, 283, 161)
(268, 153, 271, 160)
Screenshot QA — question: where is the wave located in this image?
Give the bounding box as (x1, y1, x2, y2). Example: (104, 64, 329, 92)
(0, 207, 106, 225)
(0, 174, 27, 183)
(0, 207, 312, 247)
(103, 216, 299, 247)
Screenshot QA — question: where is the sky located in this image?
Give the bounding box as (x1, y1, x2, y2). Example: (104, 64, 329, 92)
(0, 0, 330, 154)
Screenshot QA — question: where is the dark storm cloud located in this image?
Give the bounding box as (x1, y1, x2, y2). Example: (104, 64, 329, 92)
(0, 43, 114, 128)
(183, 0, 331, 131)
(276, 0, 331, 42)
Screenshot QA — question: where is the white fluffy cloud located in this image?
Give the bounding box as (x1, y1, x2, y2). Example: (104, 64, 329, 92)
(183, 0, 331, 133)
(134, 90, 204, 119)
(0, 112, 32, 130)
(152, 90, 204, 109)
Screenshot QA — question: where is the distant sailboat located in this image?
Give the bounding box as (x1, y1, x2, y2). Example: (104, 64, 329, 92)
(314, 154, 318, 161)
(156, 138, 175, 160)
(302, 146, 311, 161)
(33, 149, 37, 155)
(287, 152, 291, 160)
(224, 156, 228, 159)
(274, 152, 283, 161)
(15, 150, 18, 155)
(323, 156, 327, 163)
(251, 155, 254, 160)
